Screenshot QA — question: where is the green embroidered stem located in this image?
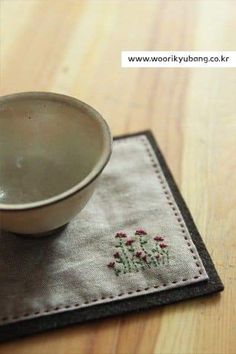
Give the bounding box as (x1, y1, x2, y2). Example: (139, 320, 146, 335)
(155, 244, 165, 257)
(108, 230, 169, 275)
(139, 236, 152, 268)
(162, 250, 169, 265)
(116, 255, 128, 273)
(114, 267, 121, 276)
(127, 247, 139, 272)
(151, 243, 168, 266)
(114, 242, 128, 274)
(154, 246, 168, 265)
(152, 256, 159, 267)
(134, 258, 146, 270)
(151, 248, 161, 265)
(146, 246, 159, 267)
(119, 239, 132, 273)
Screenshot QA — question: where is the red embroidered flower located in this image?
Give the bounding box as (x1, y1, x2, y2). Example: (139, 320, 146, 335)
(107, 262, 115, 268)
(154, 236, 164, 242)
(113, 252, 120, 258)
(135, 229, 147, 236)
(159, 243, 168, 248)
(115, 232, 127, 238)
(135, 251, 142, 258)
(125, 239, 135, 246)
(108, 229, 170, 275)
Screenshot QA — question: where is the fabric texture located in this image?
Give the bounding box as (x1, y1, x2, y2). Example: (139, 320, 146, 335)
(0, 133, 208, 326)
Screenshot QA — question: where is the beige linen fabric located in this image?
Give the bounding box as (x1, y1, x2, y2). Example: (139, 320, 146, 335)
(0, 135, 208, 325)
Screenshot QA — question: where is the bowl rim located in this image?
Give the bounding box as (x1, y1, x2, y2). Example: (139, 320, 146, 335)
(0, 91, 112, 211)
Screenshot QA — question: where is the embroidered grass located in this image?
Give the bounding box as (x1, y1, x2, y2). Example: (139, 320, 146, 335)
(107, 229, 169, 276)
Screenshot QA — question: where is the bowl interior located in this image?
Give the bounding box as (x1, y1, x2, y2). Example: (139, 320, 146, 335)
(0, 93, 109, 205)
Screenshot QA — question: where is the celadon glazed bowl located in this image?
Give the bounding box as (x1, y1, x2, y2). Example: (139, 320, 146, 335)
(0, 92, 112, 236)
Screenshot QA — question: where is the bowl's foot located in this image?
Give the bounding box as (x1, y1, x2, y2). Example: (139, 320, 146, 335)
(13, 223, 69, 238)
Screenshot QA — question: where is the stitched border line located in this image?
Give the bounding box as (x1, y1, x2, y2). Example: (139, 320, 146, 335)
(0, 135, 206, 325)
(140, 136, 204, 277)
(0, 276, 203, 323)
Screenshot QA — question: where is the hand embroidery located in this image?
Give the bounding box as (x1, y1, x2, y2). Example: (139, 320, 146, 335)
(107, 230, 169, 276)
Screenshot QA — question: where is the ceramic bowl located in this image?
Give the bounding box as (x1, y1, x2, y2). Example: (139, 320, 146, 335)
(0, 92, 112, 236)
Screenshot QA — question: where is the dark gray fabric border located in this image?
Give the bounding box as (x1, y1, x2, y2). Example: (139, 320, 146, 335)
(0, 131, 224, 342)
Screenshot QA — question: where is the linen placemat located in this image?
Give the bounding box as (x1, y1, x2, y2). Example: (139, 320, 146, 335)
(0, 131, 223, 342)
